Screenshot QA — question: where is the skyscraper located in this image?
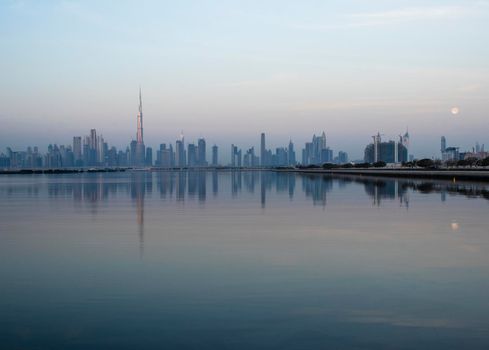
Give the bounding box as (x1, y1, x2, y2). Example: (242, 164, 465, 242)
(212, 145, 218, 166)
(187, 143, 197, 167)
(231, 144, 237, 167)
(90, 129, 97, 150)
(337, 151, 348, 164)
(198, 138, 207, 166)
(176, 132, 186, 167)
(364, 136, 408, 163)
(73, 136, 82, 166)
(311, 132, 326, 164)
(301, 132, 328, 165)
(231, 145, 242, 167)
(130, 140, 138, 165)
(145, 147, 153, 166)
(402, 129, 410, 150)
(89, 129, 98, 165)
(260, 133, 266, 167)
(137, 88, 144, 145)
(97, 134, 105, 164)
(288, 140, 296, 166)
(135, 88, 145, 166)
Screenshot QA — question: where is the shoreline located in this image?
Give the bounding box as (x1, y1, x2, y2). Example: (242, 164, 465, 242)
(2, 167, 489, 182)
(0, 168, 128, 175)
(275, 168, 489, 182)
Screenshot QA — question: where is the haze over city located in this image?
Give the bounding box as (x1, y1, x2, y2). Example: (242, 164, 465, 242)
(1, 0, 488, 159)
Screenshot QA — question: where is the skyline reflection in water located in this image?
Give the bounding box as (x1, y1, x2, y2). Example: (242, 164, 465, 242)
(2, 170, 489, 212)
(1, 170, 489, 252)
(1, 170, 489, 350)
(2, 169, 488, 205)
(1, 170, 489, 243)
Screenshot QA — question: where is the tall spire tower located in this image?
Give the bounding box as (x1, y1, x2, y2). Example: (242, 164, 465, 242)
(134, 87, 146, 166)
(137, 87, 144, 144)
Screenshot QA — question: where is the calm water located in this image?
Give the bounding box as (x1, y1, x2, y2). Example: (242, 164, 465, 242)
(1, 170, 489, 349)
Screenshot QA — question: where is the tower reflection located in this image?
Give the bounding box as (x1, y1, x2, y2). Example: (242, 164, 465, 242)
(131, 172, 150, 257)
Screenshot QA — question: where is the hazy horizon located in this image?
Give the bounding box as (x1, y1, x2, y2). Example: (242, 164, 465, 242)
(1, 0, 488, 160)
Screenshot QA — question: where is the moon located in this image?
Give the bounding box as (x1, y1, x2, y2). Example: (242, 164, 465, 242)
(451, 107, 460, 115)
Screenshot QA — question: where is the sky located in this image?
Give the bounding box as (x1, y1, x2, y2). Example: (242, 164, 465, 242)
(0, 0, 488, 160)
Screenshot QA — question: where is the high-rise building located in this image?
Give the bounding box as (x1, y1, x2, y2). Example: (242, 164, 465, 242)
(288, 140, 296, 166)
(88, 129, 98, 166)
(302, 142, 313, 165)
(156, 143, 165, 166)
(134, 88, 145, 166)
(301, 132, 329, 165)
(156, 143, 173, 168)
(73, 136, 82, 166)
(130, 140, 138, 165)
(137, 88, 143, 145)
(442, 147, 459, 161)
(198, 138, 207, 166)
(244, 147, 259, 167)
(337, 151, 348, 164)
(169, 144, 175, 167)
(162, 148, 172, 168)
(90, 129, 97, 150)
(402, 129, 410, 150)
(187, 143, 197, 167)
(321, 148, 333, 163)
(260, 133, 267, 167)
(440, 136, 461, 161)
(237, 149, 242, 167)
(97, 135, 105, 164)
(176, 133, 186, 167)
(231, 145, 237, 167)
(103, 142, 108, 165)
(212, 145, 218, 166)
(275, 147, 288, 166)
(364, 135, 408, 164)
(312, 132, 327, 164)
(231, 144, 242, 167)
(83, 136, 90, 166)
(107, 146, 117, 166)
(145, 147, 153, 166)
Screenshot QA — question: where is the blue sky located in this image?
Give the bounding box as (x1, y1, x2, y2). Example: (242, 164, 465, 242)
(1, 0, 488, 159)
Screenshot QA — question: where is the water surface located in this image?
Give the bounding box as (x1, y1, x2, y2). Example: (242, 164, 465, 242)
(1, 171, 489, 349)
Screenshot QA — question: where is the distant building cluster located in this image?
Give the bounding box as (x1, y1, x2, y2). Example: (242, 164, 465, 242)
(441, 136, 487, 161)
(301, 132, 332, 165)
(0, 130, 147, 169)
(258, 133, 297, 167)
(227, 132, 348, 168)
(155, 133, 213, 168)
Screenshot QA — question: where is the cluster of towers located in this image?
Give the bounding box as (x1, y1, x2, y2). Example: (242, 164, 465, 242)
(301, 132, 332, 165)
(364, 130, 410, 164)
(441, 136, 487, 162)
(132, 90, 217, 168)
(161, 133, 216, 168)
(259, 133, 297, 167)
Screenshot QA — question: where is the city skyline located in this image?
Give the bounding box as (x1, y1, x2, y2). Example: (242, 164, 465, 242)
(2, 87, 488, 167)
(0, 90, 486, 161)
(1, 1, 488, 158)
(0, 87, 486, 163)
